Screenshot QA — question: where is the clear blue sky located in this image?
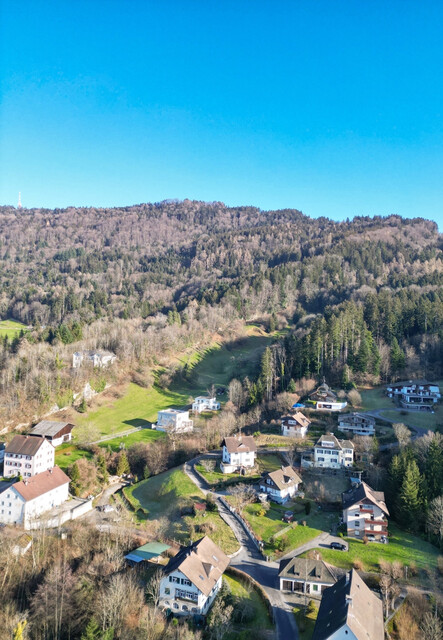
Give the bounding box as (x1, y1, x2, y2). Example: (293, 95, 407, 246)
(1, 1, 443, 227)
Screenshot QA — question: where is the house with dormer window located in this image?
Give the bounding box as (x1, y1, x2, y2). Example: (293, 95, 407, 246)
(281, 412, 311, 438)
(4, 435, 55, 478)
(259, 466, 302, 503)
(159, 537, 229, 616)
(220, 435, 257, 473)
(313, 434, 354, 469)
(342, 481, 389, 541)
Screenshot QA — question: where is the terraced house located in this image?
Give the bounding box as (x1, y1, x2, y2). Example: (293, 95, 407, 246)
(342, 481, 389, 541)
(159, 537, 229, 616)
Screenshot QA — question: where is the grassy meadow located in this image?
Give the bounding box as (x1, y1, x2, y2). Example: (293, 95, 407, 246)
(0, 318, 29, 338)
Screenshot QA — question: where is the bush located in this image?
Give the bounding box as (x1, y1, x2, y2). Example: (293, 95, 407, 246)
(362, 535, 369, 545)
(77, 398, 87, 413)
(257, 508, 266, 517)
(353, 559, 364, 570)
(307, 600, 316, 615)
(206, 493, 218, 512)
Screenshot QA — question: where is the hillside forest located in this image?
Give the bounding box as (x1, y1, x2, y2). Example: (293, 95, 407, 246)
(0, 201, 442, 423)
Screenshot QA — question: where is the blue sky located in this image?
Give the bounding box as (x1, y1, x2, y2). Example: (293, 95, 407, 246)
(1, 1, 443, 227)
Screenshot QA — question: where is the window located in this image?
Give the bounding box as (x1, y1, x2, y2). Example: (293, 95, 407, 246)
(169, 576, 180, 584)
(173, 603, 179, 609)
(181, 578, 192, 586)
(312, 585, 318, 591)
(355, 521, 360, 527)
(165, 588, 170, 595)
(318, 457, 324, 462)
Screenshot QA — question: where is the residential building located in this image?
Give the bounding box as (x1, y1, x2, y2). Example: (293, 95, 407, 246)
(0, 466, 70, 527)
(4, 435, 55, 478)
(338, 413, 376, 436)
(313, 434, 354, 469)
(28, 420, 74, 447)
(220, 435, 257, 473)
(279, 557, 341, 596)
(192, 396, 220, 413)
(159, 536, 229, 615)
(0, 442, 5, 465)
(281, 411, 311, 438)
(342, 481, 389, 541)
(309, 380, 347, 411)
(259, 466, 302, 503)
(155, 409, 193, 433)
(72, 350, 116, 368)
(386, 380, 440, 412)
(312, 569, 384, 640)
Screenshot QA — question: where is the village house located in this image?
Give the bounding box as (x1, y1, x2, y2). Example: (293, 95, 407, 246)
(309, 380, 347, 411)
(159, 536, 229, 616)
(72, 350, 116, 369)
(155, 409, 193, 433)
(342, 481, 389, 541)
(259, 466, 302, 503)
(220, 435, 257, 473)
(281, 411, 311, 438)
(3, 435, 55, 478)
(386, 380, 441, 412)
(279, 557, 341, 597)
(313, 433, 354, 469)
(0, 442, 5, 465)
(28, 420, 74, 447)
(0, 466, 70, 528)
(192, 396, 220, 413)
(338, 413, 376, 436)
(312, 569, 384, 640)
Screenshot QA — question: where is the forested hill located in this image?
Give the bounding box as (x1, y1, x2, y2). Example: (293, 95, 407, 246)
(0, 201, 441, 327)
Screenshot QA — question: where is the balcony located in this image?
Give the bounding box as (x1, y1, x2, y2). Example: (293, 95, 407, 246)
(175, 589, 198, 603)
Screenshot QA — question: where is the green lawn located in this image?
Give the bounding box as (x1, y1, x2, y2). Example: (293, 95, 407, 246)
(124, 467, 239, 554)
(304, 523, 440, 574)
(242, 500, 335, 558)
(379, 408, 442, 431)
(292, 603, 318, 640)
(0, 318, 29, 338)
(360, 386, 395, 411)
(98, 428, 165, 452)
(55, 443, 93, 470)
(224, 573, 273, 635)
(76, 382, 189, 437)
(195, 454, 283, 487)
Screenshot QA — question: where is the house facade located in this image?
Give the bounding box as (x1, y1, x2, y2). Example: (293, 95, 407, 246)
(279, 557, 339, 597)
(312, 434, 354, 469)
(309, 381, 347, 411)
(342, 482, 389, 541)
(4, 435, 55, 478)
(386, 381, 441, 412)
(72, 350, 116, 368)
(338, 413, 376, 436)
(192, 397, 220, 413)
(281, 411, 311, 438)
(259, 466, 302, 503)
(29, 421, 74, 447)
(312, 569, 384, 640)
(0, 466, 70, 527)
(155, 409, 193, 433)
(159, 536, 229, 616)
(220, 435, 257, 473)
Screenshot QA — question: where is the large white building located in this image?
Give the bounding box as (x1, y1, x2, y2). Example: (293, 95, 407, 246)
(0, 466, 70, 528)
(4, 435, 55, 478)
(386, 381, 441, 412)
(281, 411, 311, 438)
(220, 435, 257, 473)
(155, 409, 193, 433)
(301, 434, 354, 469)
(342, 482, 389, 541)
(192, 396, 220, 413)
(159, 536, 229, 616)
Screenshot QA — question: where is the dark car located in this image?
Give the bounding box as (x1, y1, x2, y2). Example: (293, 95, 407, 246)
(282, 510, 294, 523)
(330, 541, 346, 551)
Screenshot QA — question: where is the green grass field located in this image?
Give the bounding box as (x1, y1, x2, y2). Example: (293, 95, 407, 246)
(380, 408, 442, 431)
(305, 523, 440, 574)
(76, 382, 189, 437)
(360, 387, 395, 411)
(55, 444, 93, 470)
(195, 454, 283, 486)
(0, 318, 29, 338)
(242, 500, 336, 558)
(292, 603, 318, 640)
(224, 573, 273, 635)
(124, 467, 239, 554)
(98, 428, 165, 452)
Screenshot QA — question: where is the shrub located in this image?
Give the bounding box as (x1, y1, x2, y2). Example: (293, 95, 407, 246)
(353, 559, 364, 570)
(77, 398, 87, 413)
(302, 520, 307, 527)
(362, 535, 369, 545)
(206, 493, 218, 512)
(307, 600, 316, 615)
(257, 508, 266, 517)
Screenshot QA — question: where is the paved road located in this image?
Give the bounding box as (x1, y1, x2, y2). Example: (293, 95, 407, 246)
(364, 408, 428, 437)
(185, 461, 299, 639)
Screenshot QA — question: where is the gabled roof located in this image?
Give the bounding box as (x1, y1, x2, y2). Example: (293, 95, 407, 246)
(222, 435, 257, 454)
(315, 434, 354, 450)
(310, 381, 337, 402)
(263, 466, 302, 491)
(282, 412, 311, 428)
(5, 434, 52, 456)
(312, 570, 384, 640)
(342, 481, 389, 516)
(279, 557, 341, 584)
(163, 536, 229, 597)
(29, 421, 74, 438)
(338, 412, 375, 426)
(12, 466, 70, 502)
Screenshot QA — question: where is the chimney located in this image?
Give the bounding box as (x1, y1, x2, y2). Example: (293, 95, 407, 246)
(346, 595, 353, 607)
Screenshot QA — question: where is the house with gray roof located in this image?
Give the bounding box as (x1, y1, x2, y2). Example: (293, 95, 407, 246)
(279, 557, 343, 597)
(29, 420, 74, 447)
(312, 569, 384, 640)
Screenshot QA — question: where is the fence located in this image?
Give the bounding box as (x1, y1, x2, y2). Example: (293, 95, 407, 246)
(218, 495, 264, 554)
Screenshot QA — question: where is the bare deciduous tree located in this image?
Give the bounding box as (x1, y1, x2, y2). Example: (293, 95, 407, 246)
(427, 495, 443, 543)
(229, 483, 256, 513)
(393, 423, 411, 450)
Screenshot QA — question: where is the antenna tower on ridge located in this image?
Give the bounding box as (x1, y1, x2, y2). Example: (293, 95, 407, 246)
(17, 192, 22, 209)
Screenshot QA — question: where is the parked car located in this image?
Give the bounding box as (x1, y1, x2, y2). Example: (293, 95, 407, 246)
(330, 541, 346, 551)
(282, 510, 294, 523)
(366, 534, 376, 542)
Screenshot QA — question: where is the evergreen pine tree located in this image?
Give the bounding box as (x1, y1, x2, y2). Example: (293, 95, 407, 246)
(355, 332, 370, 373)
(425, 438, 443, 501)
(397, 460, 422, 529)
(116, 451, 130, 476)
(390, 337, 405, 375)
(69, 461, 81, 497)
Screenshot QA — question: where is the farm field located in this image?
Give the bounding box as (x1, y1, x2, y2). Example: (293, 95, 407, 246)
(76, 382, 189, 437)
(124, 467, 239, 554)
(305, 523, 440, 574)
(0, 318, 29, 338)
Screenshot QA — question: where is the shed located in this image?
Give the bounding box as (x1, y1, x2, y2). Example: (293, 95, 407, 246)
(125, 541, 171, 565)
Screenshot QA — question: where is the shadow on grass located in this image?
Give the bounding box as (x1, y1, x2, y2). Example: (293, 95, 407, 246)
(123, 418, 152, 428)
